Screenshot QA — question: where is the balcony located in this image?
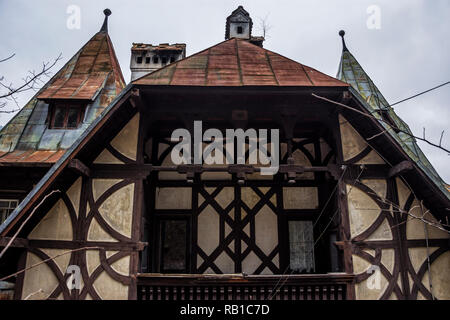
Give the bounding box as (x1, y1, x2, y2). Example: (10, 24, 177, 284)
(137, 273, 355, 300)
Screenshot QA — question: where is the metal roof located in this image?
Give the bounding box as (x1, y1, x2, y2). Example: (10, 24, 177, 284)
(134, 38, 350, 87)
(337, 31, 450, 200)
(0, 20, 125, 163)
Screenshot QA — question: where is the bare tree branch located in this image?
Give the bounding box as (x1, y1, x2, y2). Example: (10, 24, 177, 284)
(0, 246, 102, 282)
(0, 53, 15, 63)
(0, 190, 61, 260)
(0, 53, 62, 114)
(258, 14, 272, 39)
(312, 93, 450, 154)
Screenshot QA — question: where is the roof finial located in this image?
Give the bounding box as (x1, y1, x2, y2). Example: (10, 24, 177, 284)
(339, 30, 349, 52)
(100, 9, 112, 33)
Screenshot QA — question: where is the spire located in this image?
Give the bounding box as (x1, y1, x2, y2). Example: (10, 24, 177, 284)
(337, 30, 389, 110)
(335, 29, 445, 192)
(339, 30, 348, 52)
(100, 8, 112, 33)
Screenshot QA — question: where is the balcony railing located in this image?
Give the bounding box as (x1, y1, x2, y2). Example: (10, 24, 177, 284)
(137, 273, 354, 300)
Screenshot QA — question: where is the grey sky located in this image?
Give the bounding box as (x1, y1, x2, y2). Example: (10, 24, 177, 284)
(0, 0, 449, 182)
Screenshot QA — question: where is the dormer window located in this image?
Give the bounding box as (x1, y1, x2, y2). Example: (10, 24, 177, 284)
(49, 103, 85, 129)
(237, 26, 243, 34)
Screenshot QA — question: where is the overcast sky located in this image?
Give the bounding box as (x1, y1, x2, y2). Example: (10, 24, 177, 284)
(0, 0, 449, 182)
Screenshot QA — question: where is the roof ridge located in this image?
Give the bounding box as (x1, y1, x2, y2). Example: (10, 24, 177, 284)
(105, 33, 126, 89)
(135, 38, 348, 87)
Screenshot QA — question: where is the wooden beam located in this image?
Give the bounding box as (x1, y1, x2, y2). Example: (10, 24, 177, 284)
(68, 159, 91, 177)
(388, 160, 414, 178)
(0, 236, 28, 248)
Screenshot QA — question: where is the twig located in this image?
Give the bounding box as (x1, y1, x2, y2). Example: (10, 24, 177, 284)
(0, 190, 61, 260)
(312, 93, 450, 154)
(0, 246, 102, 282)
(0, 53, 15, 63)
(23, 288, 44, 300)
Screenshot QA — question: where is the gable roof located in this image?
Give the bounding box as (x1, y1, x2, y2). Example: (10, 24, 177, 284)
(337, 31, 450, 200)
(134, 38, 349, 87)
(0, 15, 125, 164)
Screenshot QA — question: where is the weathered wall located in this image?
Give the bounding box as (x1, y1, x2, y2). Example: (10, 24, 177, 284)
(20, 113, 141, 300)
(339, 114, 449, 300)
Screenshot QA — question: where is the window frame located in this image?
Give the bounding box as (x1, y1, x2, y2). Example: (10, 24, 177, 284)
(49, 103, 85, 130)
(0, 199, 19, 224)
(151, 212, 192, 274)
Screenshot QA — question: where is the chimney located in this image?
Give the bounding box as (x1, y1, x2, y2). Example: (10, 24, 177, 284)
(130, 43, 186, 81)
(225, 6, 264, 47)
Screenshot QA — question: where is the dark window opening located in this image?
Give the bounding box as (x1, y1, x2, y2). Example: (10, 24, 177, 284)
(151, 216, 190, 273)
(161, 57, 167, 65)
(237, 26, 243, 34)
(145, 57, 151, 64)
(49, 103, 85, 129)
(170, 56, 175, 63)
(153, 56, 159, 64)
(136, 56, 143, 64)
(160, 219, 188, 272)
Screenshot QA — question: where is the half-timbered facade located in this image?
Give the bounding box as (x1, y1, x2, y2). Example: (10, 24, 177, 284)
(0, 7, 448, 300)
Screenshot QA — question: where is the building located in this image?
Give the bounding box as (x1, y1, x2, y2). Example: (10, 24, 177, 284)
(0, 7, 448, 300)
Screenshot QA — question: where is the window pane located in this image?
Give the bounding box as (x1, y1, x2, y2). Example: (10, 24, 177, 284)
(52, 106, 66, 128)
(67, 107, 80, 128)
(289, 221, 315, 273)
(161, 220, 187, 272)
(0, 199, 19, 224)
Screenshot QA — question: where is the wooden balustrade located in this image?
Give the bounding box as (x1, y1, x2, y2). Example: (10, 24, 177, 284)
(137, 273, 354, 300)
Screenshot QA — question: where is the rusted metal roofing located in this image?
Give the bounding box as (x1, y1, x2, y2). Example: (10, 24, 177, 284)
(134, 38, 349, 87)
(38, 32, 124, 100)
(0, 150, 64, 165)
(337, 31, 450, 199)
(0, 13, 125, 164)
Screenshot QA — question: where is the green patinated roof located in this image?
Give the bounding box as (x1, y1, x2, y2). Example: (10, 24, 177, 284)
(0, 18, 124, 163)
(337, 35, 450, 200)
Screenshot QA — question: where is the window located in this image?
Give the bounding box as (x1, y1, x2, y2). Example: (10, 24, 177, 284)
(161, 57, 167, 65)
(0, 199, 19, 224)
(237, 26, 243, 34)
(136, 56, 143, 64)
(49, 103, 85, 129)
(145, 57, 151, 64)
(156, 218, 189, 273)
(153, 56, 159, 64)
(288, 221, 315, 273)
(170, 56, 175, 63)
